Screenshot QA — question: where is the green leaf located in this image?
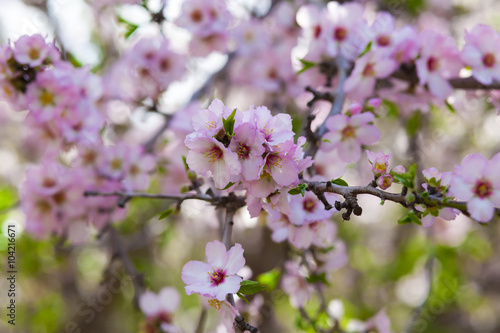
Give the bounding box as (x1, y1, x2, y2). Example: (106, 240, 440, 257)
(358, 41, 372, 58)
(331, 178, 348, 187)
(256, 268, 281, 291)
(398, 210, 422, 225)
(288, 183, 307, 197)
(158, 207, 176, 220)
(117, 16, 139, 39)
(421, 191, 429, 199)
(236, 292, 250, 305)
(222, 108, 237, 136)
(66, 52, 83, 68)
(445, 100, 456, 113)
(218, 182, 235, 191)
(297, 59, 316, 74)
(306, 272, 330, 286)
(182, 155, 189, 172)
(383, 99, 399, 118)
(238, 280, 267, 295)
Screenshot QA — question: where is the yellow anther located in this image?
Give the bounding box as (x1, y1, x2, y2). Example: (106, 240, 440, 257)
(208, 299, 222, 311)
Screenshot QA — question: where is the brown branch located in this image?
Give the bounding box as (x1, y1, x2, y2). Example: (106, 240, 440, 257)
(305, 180, 500, 220)
(83, 190, 246, 210)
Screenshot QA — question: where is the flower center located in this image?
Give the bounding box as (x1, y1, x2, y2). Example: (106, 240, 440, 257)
(205, 146, 223, 164)
(190, 9, 203, 22)
(208, 268, 226, 286)
(474, 179, 492, 198)
(110, 158, 122, 170)
(29, 48, 40, 60)
(267, 154, 282, 169)
(302, 198, 316, 213)
(314, 25, 322, 39)
(237, 143, 251, 160)
(334, 27, 347, 41)
(362, 63, 375, 77)
(208, 299, 222, 310)
(39, 90, 54, 106)
(482, 53, 496, 68)
(341, 125, 356, 138)
(42, 177, 57, 188)
(374, 163, 386, 173)
(158, 312, 172, 324)
(159, 58, 170, 72)
(376, 35, 391, 47)
(427, 56, 439, 72)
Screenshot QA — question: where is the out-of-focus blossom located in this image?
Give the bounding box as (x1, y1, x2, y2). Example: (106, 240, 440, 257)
(449, 153, 500, 222)
(321, 113, 380, 163)
(181, 240, 245, 301)
(139, 288, 180, 333)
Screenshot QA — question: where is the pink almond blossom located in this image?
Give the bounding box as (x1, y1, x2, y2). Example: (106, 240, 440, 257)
(321, 113, 380, 163)
(462, 24, 500, 85)
(344, 50, 398, 101)
(181, 240, 245, 301)
(139, 288, 180, 333)
(449, 153, 500, 222)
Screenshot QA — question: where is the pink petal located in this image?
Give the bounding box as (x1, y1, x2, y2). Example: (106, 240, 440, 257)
(356, 124, 380, 145)
(181, 260, 211, 285)
(159, 287, 180, 313)
(224, 243, 245, 275)
(467, 197, 494, 222)
(206, 240, 228, 268)
(214, 275, 242, 301)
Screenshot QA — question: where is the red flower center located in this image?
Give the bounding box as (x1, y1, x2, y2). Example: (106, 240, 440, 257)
(482, 53, 496, 68)
(205, 146, 223, 164)
(362, 63, 375, 77)
(334, 27, 347, 42)
(376, 35, 391, 47)
(427, 56, 439, 72)
(314, 25, 322, 39)
(208, 268, 226, 286)
(190, 9, 203, 22)
(474, 179, 492, 198)
(237, 143, 251, 160)
(302, 198, 317, 213)
(341, 125, 356, 138)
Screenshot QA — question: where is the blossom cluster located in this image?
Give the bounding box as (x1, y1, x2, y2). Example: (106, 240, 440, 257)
(105, 37, 185, 101)
(297, 3, 500, 105)
(175, 0, 232, 57)
(21, 143, 155, 242)
(0, 35, 105, 151)
(184, 98, 311, 200)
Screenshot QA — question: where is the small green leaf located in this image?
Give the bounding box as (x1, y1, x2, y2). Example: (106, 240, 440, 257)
(239, 280, 266, 295)
(421, 191, 429, 199)
(383, 99, 399, 118)
(306, 272, 330, 286)
(222, 109, 237, 136)
(117, 16, 139, 39)
(445, 100, 456, 113)
(182, 155, 189, 172)
(288, 183, 307, 197)
(256, 268, 281, 291)
(398, 210, 422, 225)
(66, 52, 83, 68)
(297, 59, 316, 74)
(358, 41, 372, 58)
(158, 207, 176, 220)
(218, 182, 235, 191)
(236, 292, 250, 305)
(331, 178, 348, 187)
(321, 138, 331, 143)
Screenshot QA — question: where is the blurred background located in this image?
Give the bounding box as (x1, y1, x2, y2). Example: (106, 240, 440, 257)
(1, 0, 500, 332)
